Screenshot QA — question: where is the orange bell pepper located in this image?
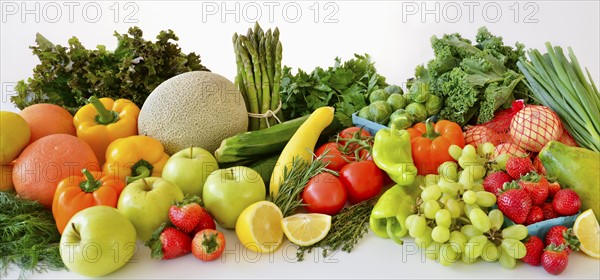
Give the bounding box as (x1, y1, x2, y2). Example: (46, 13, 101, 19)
(103, 135, 169, 184)
(407, 119, 465, 175)
(52, 169, 125, 234)
(74, 96, 140, 165)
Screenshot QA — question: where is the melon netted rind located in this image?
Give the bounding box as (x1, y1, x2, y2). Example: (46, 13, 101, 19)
(138, 71, 248, 154)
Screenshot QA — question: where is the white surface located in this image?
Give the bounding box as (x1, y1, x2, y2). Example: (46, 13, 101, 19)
(5, 229, 600, 279)
(2, 1, 600, 279)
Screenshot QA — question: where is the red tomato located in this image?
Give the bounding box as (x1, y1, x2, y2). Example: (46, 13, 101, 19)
(302, 173, 347, 215)
(339, 161, 384, 204)
(192, 229, 226, 262)
(338, 127, 371, 141)
(315, 142, 351, 172)
(337, 127, 373, 161)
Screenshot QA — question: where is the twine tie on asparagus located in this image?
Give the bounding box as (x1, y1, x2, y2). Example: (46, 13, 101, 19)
(247, 100, 283, 128)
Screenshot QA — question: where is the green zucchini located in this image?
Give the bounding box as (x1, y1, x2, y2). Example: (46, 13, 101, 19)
(214, 113, 344, 165)
(248, 154, 280, 192)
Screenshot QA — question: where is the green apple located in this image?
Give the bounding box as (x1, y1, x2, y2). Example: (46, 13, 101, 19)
(60, 206, 136, 277)
(162, 146, 219, 197)
(117, 177, 184, 241)
(203, 166, 266, 229)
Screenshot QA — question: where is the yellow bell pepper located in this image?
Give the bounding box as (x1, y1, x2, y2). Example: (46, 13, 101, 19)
(74, 96, 140, 164)
(103, 135, 169, 184)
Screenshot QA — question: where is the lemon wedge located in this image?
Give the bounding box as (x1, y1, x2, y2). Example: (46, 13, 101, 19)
(572, 209, 600, 258)
(281, 213, 332, 246)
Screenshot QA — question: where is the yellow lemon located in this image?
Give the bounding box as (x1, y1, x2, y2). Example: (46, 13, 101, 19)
(0, 111, 30, 163)
(235, 201, 283, 253)
(281, 213, 331, 246)
(572, 209, 599, 258)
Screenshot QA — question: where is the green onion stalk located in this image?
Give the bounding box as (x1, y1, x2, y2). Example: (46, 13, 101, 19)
(517, 43, 600, 152)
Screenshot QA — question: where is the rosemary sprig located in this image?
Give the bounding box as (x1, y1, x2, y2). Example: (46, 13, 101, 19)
(296, 198, 375, 261)
(268, 152, 332, 217)
(0, 192, 66, 278)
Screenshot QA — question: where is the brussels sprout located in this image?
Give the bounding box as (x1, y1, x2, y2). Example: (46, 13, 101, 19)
(390, 109, 414, 123)
(387, 93, 407, 111)
(384, 85, 403, 95)
(409, 80, 430, 103)
(358, 106, 371, 120)
(425, 94, 443, 116)
(369, 101, 393, 124)
(405, 102, 427, 123)
(369, 89, 390, 103)
(388, 115, 413, 130)
(403, 93, 414, 105)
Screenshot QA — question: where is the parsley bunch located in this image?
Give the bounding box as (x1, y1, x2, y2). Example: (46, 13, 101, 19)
(280, 54, 387, 127)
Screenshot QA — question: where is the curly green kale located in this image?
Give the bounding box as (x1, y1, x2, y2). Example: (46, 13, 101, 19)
(280, 54, 387, 126)
(477, 71, 524, 124)
(11, 27, 209, 113)
(412, 26, 531, 126)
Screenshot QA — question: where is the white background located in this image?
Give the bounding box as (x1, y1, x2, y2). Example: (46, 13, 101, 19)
(2, 1, 600, 279)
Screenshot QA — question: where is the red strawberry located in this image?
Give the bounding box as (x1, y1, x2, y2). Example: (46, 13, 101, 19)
(194, 209, 216, 234)
(525, 205, 544, 225)
(497, 186, 532, 224)
(544, 226, 580, 254)
(552, 189, 581, 216)
(542, 202, 558, 220)
(518, 172, 549, 206)
(522, 235, 544, 266)
(541, 244, 569, 275)
(483, 171, 513, 196)
(506, 156, 534, 180)
(547, 181, 561, 198)
(169, 196, 203, 234)
(146, 223, 192, 260)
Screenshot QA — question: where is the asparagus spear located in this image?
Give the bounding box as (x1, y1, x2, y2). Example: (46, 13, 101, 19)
(233, 34, 250, 113)
(271, 40, 284, 123)
(265, 30, 274, 90)
(258, 35, 271, 129)
(243, 35, 262, 113)
(236, 37, 260, 130)
(254, 22, 264, 46)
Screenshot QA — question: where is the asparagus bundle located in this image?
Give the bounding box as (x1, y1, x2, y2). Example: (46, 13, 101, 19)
(233, 23, 284, 130)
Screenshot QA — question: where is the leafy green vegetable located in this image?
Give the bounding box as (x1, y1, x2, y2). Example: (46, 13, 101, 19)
(280, 54, 387, 127)
(518, 43, 600, 152)
(413, 27, 531, 125)
(0, 192, 65, 278)
(11, 27, 209, 113)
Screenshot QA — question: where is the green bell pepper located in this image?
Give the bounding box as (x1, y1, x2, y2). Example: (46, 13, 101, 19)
(372, 127, 418, 186)
(369, 185, 416, 244)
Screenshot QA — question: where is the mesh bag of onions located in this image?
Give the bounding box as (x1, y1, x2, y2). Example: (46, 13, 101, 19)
(464, 100, 578, 158)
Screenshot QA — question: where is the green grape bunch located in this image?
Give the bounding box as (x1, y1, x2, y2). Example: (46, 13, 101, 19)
(402, 142, 529, 268)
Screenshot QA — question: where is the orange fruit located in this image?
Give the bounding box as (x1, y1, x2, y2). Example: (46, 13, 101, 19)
(20, 104, 76, 143)
(13, 134, 99, 208)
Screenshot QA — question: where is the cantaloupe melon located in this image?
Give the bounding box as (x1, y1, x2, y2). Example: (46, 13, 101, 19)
(138, 71, 248, 154)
